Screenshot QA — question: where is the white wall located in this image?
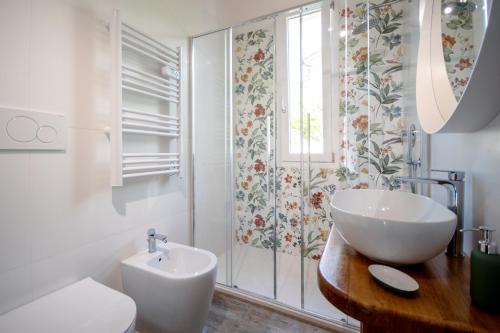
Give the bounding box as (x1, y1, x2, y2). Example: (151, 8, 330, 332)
(215, 0, 314, 28)
(68, 0, 224, 37)
(430, 113, 500, 253)
(0, 0, 222, 315)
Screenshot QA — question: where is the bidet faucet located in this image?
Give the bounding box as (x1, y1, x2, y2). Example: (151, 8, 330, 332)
(397, 170, 465, 257)
(147, 228, 168, 253)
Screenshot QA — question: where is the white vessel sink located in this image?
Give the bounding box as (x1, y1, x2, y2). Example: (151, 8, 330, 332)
(331, 189, 457, 265)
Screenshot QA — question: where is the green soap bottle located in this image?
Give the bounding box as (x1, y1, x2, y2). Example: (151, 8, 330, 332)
(464, 226, 500, 312)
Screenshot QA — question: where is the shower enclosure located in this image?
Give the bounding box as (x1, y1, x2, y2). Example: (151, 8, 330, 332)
(192, 0, 420, 329)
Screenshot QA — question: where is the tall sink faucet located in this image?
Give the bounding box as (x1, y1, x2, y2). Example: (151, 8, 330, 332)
(399, 170, 466, 258)
(147, 228, 168, 253)
(399, 124, 465, 257)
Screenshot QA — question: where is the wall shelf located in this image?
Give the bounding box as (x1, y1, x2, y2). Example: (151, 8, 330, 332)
(110, 10, 181, 186)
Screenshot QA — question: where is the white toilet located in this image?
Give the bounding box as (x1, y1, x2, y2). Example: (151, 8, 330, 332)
(0, 278, 136, 333)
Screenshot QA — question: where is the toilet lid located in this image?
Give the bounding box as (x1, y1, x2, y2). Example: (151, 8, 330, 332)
(0, 278, 136, 333)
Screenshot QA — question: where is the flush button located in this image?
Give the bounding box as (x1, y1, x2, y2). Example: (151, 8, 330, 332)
(37, 125, 58, 143)
(6, 116, 39, 143)
(0, 107, 66, 150)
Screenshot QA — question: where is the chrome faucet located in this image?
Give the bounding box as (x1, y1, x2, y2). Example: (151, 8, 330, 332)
(147, 228, 168, 253)
(398, 170, 465, 257)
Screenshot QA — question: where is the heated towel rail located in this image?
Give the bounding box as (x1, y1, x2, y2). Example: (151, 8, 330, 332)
(109, 10, 181, 186)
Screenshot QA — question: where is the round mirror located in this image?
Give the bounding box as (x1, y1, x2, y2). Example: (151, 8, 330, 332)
(416, 0, 500, 133)
(442, 0, 487, 101)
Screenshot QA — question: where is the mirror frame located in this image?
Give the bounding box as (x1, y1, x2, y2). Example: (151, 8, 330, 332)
(416, 0, 500, 133)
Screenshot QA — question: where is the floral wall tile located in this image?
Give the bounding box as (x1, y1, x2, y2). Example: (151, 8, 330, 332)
(233, 20, 276, 249)
(232, 0, 435, 261)
(441, 8, 476, 100)
(338, 1, 407, 192)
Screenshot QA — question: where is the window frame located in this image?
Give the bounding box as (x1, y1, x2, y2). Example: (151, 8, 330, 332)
(275, 4, 337, 164)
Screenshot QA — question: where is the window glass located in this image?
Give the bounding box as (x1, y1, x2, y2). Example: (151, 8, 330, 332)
(287, 10, 324, 155)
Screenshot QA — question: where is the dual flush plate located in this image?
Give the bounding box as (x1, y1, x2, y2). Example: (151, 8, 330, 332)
(0, 107, 66, 150)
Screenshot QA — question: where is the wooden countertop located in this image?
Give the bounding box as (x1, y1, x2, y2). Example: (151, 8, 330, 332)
(318, 228, 500, 333)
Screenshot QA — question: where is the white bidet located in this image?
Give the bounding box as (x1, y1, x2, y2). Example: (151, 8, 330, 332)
(122, 242, 217, 333)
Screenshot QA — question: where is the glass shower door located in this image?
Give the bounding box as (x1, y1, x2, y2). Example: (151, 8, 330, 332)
(192, 0, 368, 328)
(273, 2, 348, 323)
(230, 18, 277, 299)
(192, 29, 232, 286)
(299, 2, 348, 324)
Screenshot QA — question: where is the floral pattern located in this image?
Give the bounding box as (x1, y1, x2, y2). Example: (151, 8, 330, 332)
(233, 1, 419, 260)
(233, 22, 276, 250)
(338, 1, 406, 191)
(275, 167, 337, 259)
(441, 7, 476, 100)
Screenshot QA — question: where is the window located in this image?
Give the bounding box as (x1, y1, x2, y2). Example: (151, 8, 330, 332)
(277, 5, 334, 163)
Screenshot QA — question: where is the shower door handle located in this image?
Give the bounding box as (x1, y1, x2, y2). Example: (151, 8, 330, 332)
(266, 115, 271, 201)
(306, 113, 312, 206)
(281, 96, 287, 113)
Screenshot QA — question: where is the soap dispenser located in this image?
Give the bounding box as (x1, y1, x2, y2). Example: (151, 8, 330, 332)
(461, 226, 500, 312)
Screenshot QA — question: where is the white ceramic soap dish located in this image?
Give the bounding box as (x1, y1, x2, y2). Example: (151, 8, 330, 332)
(368, 264, 419, 294)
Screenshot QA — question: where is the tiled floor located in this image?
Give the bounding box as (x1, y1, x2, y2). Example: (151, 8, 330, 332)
(205, 292, 338, 333)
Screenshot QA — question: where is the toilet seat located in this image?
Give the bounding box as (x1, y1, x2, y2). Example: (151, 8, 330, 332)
(0, 278, 136, 333)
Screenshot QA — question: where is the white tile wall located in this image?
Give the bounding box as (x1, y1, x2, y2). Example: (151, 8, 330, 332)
(0, 153, 31, 274)
(0, 0, 191, 314)
(0, 266, 32, 315)
(0, 0, 30, 108)
(431, 113, 500, 254)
